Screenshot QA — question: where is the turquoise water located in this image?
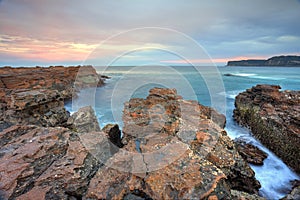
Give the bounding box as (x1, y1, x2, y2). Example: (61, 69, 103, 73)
(66, 66, 300, 199)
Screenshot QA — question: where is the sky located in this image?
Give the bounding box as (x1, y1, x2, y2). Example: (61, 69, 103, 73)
(0, 0, 300, 66)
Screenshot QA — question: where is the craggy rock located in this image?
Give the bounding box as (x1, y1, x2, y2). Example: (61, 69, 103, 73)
(67, 106, 101, 133)
(231, 190, 266, 200)
(0, 65, 104, 100)
(0, 65, 106, 130)
(87, 87, 261, 199)
(206, 132, 261, 194)
(0, 125, 70, 199)
(234, 139, 268, 165)
(1, 89, 70, 128)
(233, 84, 300, 173)
(0, 87, 262, 199)
(0, 108, 111, 199)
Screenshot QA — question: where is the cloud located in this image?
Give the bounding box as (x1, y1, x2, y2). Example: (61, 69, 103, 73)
(0, 0, 300, 66)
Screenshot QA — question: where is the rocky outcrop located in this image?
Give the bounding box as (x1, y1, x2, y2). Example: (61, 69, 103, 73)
(0, 87, 263, 199)
(227, 55, 300, 66)
(86, 88, 260, 199)
(0, 89, 69, 129)
(235, 139, 268, 165)
(0, 103, 112, 200)
(233, 84, 300, 173)
(0, 65, 104, 100)
(0, 66, 106, 130)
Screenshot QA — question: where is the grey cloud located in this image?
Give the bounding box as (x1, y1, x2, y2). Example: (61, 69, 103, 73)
(0, 0, 299, 65)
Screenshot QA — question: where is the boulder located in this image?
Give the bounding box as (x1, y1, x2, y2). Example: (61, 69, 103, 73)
(67, 106, 101, 133)
(235, 139, 268, 165)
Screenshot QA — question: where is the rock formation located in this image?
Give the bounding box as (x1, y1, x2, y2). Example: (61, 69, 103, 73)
(227, 55, 300, 66)
(86, 88, 261, 199)
(0, 65, 105, 131)
(235, 139, 268, 165)
(0, 85, 264, 199)
(233, 84, 300, 173)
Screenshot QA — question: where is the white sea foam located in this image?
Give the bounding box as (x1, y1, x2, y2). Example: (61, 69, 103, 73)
(218, 90, 243, 100)
(225, 119, 300, 200)
(234, 73, 257, 77)
(250, 75, 286, 80)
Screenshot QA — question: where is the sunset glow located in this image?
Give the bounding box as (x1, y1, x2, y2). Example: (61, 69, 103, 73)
(0, 0, 300, 66)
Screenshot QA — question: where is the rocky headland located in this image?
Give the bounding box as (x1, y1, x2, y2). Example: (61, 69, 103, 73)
(0, 66, 265, 199)
(233, 84, 300, 173)
(0, 65, 105, 130)
(227, 55, 300, 66)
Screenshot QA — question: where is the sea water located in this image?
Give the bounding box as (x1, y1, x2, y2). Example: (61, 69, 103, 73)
(65, 66, 300, 199)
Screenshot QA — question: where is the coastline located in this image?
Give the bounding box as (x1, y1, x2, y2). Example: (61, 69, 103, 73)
(227, 55, 300, 67)
(0, 66, 299, 199)
(0, 66, 263, 199)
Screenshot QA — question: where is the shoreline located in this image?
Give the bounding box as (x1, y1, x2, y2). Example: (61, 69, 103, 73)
(0, 66, 299, 199)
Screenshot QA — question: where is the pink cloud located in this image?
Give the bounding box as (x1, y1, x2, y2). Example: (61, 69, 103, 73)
(160, 55, 270, 65)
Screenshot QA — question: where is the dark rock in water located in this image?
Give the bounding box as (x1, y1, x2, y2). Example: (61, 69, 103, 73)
(233, 84, 300, 173)
(235, 139, 268, 165)
(102, 124, 124, 148)
(223, 73, 235, 76)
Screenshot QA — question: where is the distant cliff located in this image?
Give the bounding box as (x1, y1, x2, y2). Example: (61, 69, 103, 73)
(227, 55, 300, 66)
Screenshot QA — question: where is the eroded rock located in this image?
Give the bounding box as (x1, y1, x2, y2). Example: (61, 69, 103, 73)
(0, 87, 263, 199)
(235, 139, 268, 165)
(0, 66, 107, 130)
(233, 84, 300, 173)
(67, 106, 101, 133)
(86, 87, 261, 199)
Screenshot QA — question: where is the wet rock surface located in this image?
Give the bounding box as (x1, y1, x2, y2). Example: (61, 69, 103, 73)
(233, 84, 300, 173)
(0, 86, 263, 199)
(234, 139, 268, 165)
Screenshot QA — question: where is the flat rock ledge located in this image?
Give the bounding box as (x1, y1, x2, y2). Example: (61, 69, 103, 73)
(233, 84, 300, 173)
(0, 66, 106, 131)
(0, 87, 264, 200)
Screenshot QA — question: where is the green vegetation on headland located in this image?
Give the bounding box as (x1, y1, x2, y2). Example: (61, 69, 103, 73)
(227, 55, 300, 66)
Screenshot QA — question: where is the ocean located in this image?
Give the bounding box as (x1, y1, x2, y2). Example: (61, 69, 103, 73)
(65, 66, 300, 199)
